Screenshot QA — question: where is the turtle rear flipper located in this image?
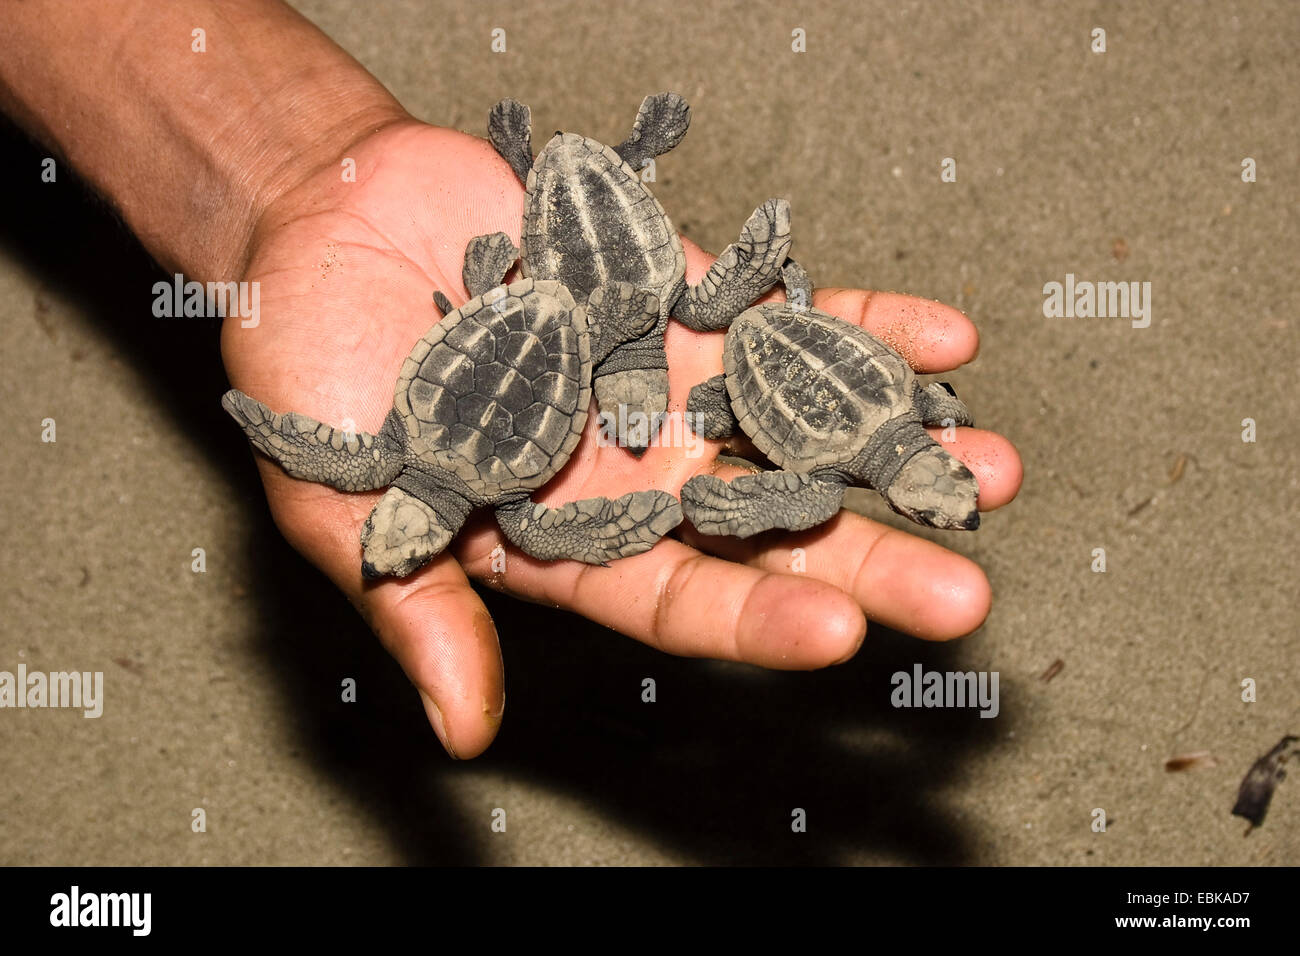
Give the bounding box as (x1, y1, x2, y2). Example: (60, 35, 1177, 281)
(681, 471, 847, 538)
(586, 282, 667, 457)
(488, 98, 534, 183)
(463, 233, 519, 298)
(586, 282, 660, 366)
(686, 374, 736, 440)
(222, 390, 405, 492)
(495, 490, 682, 564)
(780, 259, 814, 311)
(615, 92, 691, 170)
(914, 382, 974, 428)
(433, 291, 455, 316)
(674, 199, 792, 331)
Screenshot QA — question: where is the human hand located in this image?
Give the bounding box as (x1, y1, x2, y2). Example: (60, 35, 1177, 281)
(222, 118, 1022, 758)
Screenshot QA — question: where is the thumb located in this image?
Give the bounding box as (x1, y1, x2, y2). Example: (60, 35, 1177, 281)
(252, 469, 507, 759)
(351, 555, 506, 759)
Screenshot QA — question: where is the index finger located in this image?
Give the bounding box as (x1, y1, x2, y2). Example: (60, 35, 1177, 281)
(453, 527, 866, 670)
(813, 287, 979, 374)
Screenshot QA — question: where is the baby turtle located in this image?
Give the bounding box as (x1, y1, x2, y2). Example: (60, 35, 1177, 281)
(223, 233, 682, 578)
(680, 266, 980, 536)
(488, 92, 794, 454)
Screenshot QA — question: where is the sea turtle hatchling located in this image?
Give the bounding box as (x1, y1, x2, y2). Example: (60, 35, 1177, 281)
(223, 233, 683, 578)
(487, 91, 795, 455)
(680, 265, 980, 536)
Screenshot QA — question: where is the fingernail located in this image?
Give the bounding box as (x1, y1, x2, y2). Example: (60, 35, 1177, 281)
(831, 628, 867, 666)
(476, 611, 505, 722)
(419, 689, 460, 760)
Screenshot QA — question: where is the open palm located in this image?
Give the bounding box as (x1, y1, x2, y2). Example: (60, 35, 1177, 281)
(221, 119, 1023, 757)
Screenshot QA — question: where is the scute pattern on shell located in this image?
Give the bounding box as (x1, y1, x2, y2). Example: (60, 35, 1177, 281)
(393, 279, 592, 497)
(724, 304, 916, 472)
(522, 134, 685, 301)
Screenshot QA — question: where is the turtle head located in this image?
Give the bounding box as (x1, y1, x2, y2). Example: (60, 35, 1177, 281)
(591, 368, 670, 457)
(360, 486, 459, 578)
(882, 447, 980, 531)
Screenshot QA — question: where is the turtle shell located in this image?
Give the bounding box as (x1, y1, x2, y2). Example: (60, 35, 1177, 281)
(393, 278, 591, 498)
(724, 304, 916, 472)
(521, 133, 686, 302)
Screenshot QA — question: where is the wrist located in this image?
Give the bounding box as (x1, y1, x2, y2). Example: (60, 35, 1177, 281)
(206, 77, 410, 281)
(0, 0, 412, 282)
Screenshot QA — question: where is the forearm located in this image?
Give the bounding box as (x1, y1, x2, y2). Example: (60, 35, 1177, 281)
(0, 0, 408, 280)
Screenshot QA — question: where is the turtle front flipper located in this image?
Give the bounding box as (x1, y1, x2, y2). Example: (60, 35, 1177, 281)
(463, 232, 520, 298)
(615, 92, 691, 170)
(495, 490, 682, 565)
(685, 374, 737, 439)
(222, 390, 405, 492)
(673, 199, 792, 331)
(681, 470, 848, 538)
(487, 98, 534, 183)
(914, 382, 974, 428)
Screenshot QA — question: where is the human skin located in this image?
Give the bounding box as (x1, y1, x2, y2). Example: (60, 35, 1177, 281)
(0, 0, 1022, 758)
